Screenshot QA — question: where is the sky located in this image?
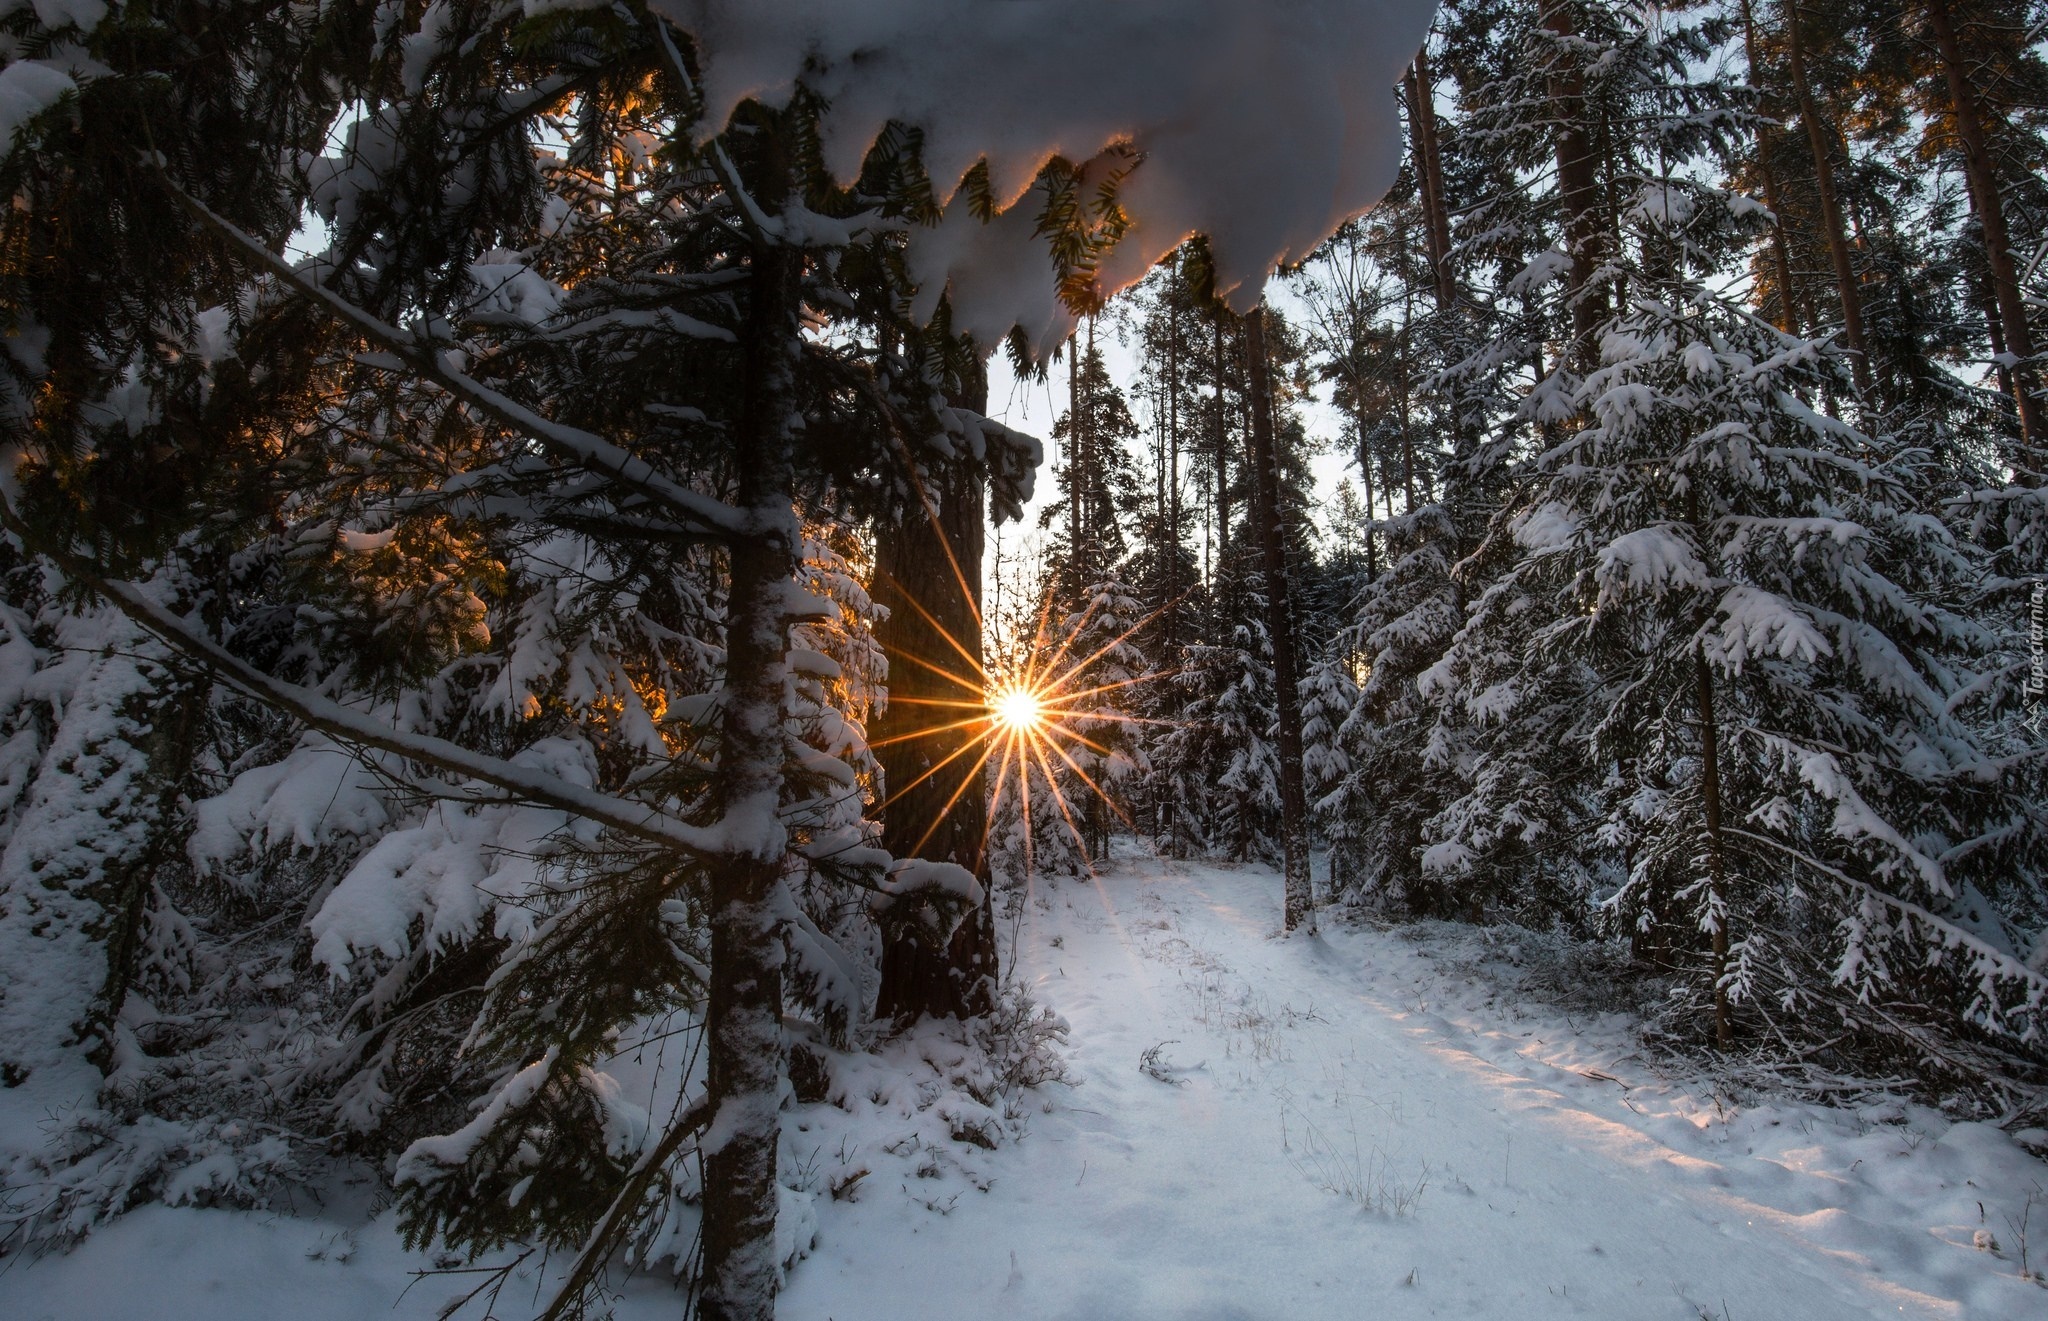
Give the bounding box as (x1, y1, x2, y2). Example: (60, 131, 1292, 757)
(976, 283, 1357, 630)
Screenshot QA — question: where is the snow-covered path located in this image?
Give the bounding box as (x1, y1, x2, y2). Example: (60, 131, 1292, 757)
(4, 851, 2043, 1320)
(783, 852, 2044, 1321)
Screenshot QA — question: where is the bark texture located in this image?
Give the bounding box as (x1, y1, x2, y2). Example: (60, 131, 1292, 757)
(873, 363, 997, 1022)
(1926, 0, 2044, 469)
(1782, 0, 1873, 395)
(1243, 306, 1315, 933)
(699, 126, 802, 1321)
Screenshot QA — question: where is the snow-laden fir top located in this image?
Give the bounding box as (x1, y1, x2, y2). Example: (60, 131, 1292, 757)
(656, 0, 1439, 352)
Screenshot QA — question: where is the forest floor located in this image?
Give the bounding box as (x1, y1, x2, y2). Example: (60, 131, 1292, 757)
(5, 848, 2047, 1319)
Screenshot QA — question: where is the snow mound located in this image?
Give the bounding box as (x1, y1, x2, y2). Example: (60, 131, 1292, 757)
(659, 0, 1439, 348)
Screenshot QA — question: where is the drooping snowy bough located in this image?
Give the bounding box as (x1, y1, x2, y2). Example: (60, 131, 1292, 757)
(661, 0, 1439, 347)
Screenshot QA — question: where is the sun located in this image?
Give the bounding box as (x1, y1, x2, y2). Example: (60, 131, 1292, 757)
(989, 685, 1047, 734)
(863, 513, 1182, 871)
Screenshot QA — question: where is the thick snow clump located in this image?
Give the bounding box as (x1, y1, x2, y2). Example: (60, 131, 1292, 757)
(658, 0, 1439, 351)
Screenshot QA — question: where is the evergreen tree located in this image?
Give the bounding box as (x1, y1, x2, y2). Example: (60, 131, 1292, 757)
(0, 10, 1036, 1316)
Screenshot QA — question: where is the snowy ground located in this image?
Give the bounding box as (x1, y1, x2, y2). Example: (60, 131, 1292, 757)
(5, 850, 2046, 1319)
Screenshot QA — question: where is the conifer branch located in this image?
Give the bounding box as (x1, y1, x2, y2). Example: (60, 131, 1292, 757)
(1722, 825, 2048, 1007)
(533, 1091, 717, 1321)
(0, 504, 727, 859)
(159, 178, 754, 542)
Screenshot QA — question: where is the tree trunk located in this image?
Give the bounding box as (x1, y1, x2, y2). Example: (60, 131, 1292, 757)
(1405, 52, 1457, 313)
(89, 669, 207, 1069)
(1354, 393, 1378, 580)
(1694, 643, 1734, 1051)
(1399, 285, 1419, 512)
(873, 362, 997, 1022)
(1168, 295, 1182, 641)
(1926, 0, 2045, 473)
(700, 125, 802, 1321)
(1243, 305, 1315, 933)
(1782, 0, 1873, 396)
(1085, 315, 1099, 563)
(1068, 331, 1082, 567)
(1214, 314, 1229, 570)
(1741, 0, 1805, 336)
(1541, 0, 1610, 365)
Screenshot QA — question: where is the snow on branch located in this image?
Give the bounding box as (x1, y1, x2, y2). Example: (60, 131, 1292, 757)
(1724, 827, 2048, 1041)
(164, 181, 753, 542)
(658, 0, 1438, 346)
(1, 506, 730, 859)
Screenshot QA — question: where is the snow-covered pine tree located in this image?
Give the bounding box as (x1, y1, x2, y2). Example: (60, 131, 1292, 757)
(0, 0, 357, 1242)
(1053, 576, 1153, 860)
(1173, 610, 1285, 865)
(1299, 647, 1365, 895)
(1419, 30, 2048, 1072)
(1043, 335, 1142, 604)
(1323, 502, 1472, 915)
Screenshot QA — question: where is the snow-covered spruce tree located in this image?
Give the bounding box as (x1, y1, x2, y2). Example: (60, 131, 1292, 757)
(1054, 576, 1153, 860)
(1320, 503, 1473, 915)
(1288, 11, 1499, 918)
(1422, 131, 2048, 1078)
(1299, 648, 1365, 895)
(1378, 0, 1739, 929)
(1168, 600, 1284, 866)
(1043, 335, 1142, 606)
(0, 0, 359, 1242)
(1122, 256, 1218, 854)
(1241, 303, 1317, 930)
(243, 76, 1030, 1321)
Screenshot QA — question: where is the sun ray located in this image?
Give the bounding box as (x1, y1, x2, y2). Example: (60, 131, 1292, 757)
(1052, 668, 1189, 705)
(1036, 607, 1167, 703)
(890, 457, 989, 641)
(1040, 731, 1139, 832)
(874, 723, 1000, 811)
(1044, 728, 1119, 763)
(979, 735, 1021, 864)
(1022, 733, 1103, 862)
(907, 740, 1002, 860)
(866, 712, 995, 751)
(864, 566, 1198, 896)
(884, 696, 1005, 711)
(876, 569, 992, 686)
(883, 644, 990, 699)
(1029, 590, 1107, 691)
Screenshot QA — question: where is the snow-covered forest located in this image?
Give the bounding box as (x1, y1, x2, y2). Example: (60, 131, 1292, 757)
(1, 1, 2045, 1318)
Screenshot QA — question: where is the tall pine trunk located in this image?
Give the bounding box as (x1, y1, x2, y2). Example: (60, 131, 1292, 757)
(873, 364, 997, 1022)
(1069, 331, 1083, 568)
(1781, 0, 1873, 396)
(1405, 50, 1457, 313)
(1741, 0, 1805, 336)
(700, 123, 801, 1321)
(1925, 0, 2045, 472)
(1541, 0, 1610, 365)
(1214, 314, 1230, 571)
(1694, 643, 1734, 1050)
(1354, 389, 1379, 579)
(1243, 305, 1314, 933)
